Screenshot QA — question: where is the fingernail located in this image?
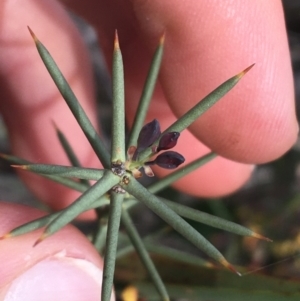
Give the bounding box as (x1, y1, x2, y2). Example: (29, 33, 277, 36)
(4, 257, 112, 301)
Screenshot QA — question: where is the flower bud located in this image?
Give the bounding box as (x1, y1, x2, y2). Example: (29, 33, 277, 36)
(157, 132, 180, 152)
(136, 119, 161, 152)
(154, 151, 185, 169)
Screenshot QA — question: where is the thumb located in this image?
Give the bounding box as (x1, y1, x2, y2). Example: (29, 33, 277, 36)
(0, 202, 113, 301)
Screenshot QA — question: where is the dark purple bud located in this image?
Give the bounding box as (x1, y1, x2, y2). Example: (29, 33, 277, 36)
(136, 119, 161, 152)
(157, 132, 180, 152)
(154, 151, 185, 169)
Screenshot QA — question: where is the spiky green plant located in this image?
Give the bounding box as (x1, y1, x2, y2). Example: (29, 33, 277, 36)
(0, 27, 271, 301)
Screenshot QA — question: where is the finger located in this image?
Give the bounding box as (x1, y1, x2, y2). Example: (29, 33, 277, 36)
(0, 0, 101, 213)
(70, 0, 298, 161)
(129, 0, 298, 164)
(0, 202, 113, 301)
(67, 0, 296, 196)
(151, 110, 254, 197)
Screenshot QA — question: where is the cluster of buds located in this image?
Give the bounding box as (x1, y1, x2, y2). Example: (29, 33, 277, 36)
(127, 119, 185, 177)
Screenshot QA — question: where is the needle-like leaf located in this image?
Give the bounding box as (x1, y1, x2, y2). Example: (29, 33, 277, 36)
(53, 122, 91, 187)
(0, 213, 57, 239)
(148, 152, 217, 194)
(12, 164, 104, 180)
(1, 154, 88, 192)
(111, 31, 126, 162)
(138, 65, 254, 161)
(159, 198, 272, 241)
(0, 195, 110, 240)
(53, 122, 81, 167)
(102, 192, 124, 301)
(27, 27, 111, 168)
(145, 244, 212, 268)
(93, 222, 108, 255)
(127, 34, 165, 149)
(121, 208, 170, 301)
(122, 176, 241, 275)
(34, 171, 118, 245)
(116, 226, 171, 259)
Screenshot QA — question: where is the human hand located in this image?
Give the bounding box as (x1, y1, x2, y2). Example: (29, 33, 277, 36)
(0, 0, 297, 300)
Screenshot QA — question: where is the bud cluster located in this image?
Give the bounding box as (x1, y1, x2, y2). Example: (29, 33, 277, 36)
(127, 119, 185, 177)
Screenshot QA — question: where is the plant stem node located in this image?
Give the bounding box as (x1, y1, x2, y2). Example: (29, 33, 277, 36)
(111, 160, 125, 176)
(121, 175, 130, 185)
(111, 185, 126, 194)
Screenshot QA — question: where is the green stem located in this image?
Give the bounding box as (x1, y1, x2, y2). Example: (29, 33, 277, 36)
(53, 123, 90, 186)
(138, 66, 253, 161)
(148, 152, 217, 194)
(28, 27, 110, 168)
(2, 154, 89, 192)
(93, 221, 108, 255)
(160, 198, 262, 238)
(5, 196, 110, 238)
(111, 32, 125, 162)
(17, 164, 104, 180)
(121, 208, 169, 301)
(42, 172, 118, 239)
(102, 192, 124, 301)
(122, 176, 236, 272)
(127, 35, 165, 148)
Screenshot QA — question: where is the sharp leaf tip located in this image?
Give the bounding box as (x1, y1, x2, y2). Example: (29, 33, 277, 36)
(33, 233, 47, 247)
(220, 258, 240, 276)
(237, 63, 255, 78)
(0, 233, 11, 240)
(11, 164, 27, 170)
(160, 32, 166, 45)
(114, 30, 120, 50)
(27, 26, 38, 43)
(252, 232, 273, 242)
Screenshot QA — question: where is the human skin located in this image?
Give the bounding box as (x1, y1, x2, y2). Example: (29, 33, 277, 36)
(0, 0, 297, 300)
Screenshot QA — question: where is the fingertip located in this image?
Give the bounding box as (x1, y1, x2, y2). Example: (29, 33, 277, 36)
(0, 202, 104, 298)
(3, 258, 107, 301)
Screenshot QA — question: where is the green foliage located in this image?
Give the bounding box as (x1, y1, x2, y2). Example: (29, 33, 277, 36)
(2, 27, 266, 301)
